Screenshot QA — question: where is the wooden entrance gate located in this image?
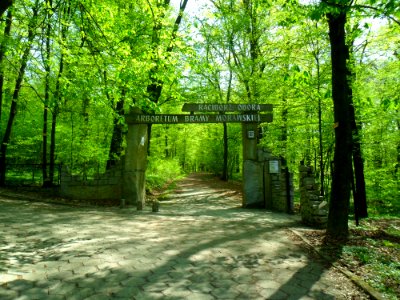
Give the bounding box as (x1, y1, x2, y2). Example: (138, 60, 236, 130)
(123, 103, 291, 212)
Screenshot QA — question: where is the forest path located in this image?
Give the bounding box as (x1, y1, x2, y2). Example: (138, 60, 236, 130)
(0, 174, 369, 299)
(154, 173, 244, 215)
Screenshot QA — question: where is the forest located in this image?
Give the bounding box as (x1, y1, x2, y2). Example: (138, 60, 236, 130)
(0, 0, 399, 236)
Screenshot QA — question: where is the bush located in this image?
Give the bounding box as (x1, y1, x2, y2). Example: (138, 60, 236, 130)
(146, 158, 184, 191)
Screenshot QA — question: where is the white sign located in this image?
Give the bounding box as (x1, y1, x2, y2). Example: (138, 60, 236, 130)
(247, 130, 255, 139)
(269, 160, 279, 174)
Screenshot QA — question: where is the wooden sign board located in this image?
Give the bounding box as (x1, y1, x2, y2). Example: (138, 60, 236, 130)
(126, 113, 273, 124)
(182, 103, 273, 112)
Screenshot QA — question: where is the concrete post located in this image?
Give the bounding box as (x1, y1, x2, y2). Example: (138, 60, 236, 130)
(242, 122, 258, 160)
(242, 122, 264, 208)
(124, 109, 148, 209)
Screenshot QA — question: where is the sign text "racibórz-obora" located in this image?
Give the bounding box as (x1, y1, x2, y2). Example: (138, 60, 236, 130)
(182, 103, 272, 112)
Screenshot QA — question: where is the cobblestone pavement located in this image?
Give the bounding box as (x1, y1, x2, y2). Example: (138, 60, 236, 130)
(0, 174, 369, 299)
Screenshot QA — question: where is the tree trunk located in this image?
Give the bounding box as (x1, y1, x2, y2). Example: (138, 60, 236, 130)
(165, 131, 169, 158)
(0, 2, 38, 186)
(350, 104, 368, 218)
(43, 98, 49, 186)
(106, 91, 125, 169)
(221, 122, 228, 181)
(0, 10, 12, 123)
(42, 0, 53, 187)
(49, 54, 64, 185)
(314, 44, 325, 196)
(326, 10, 352, 239)
(396, 115, 400, 176)
(0, 0, 12, 18)
(222, 49, 233, 181)
(346, 33, 368, 218)
(49, 107, 58, 184)
(49, 2, 69, 185)
(145, 0, 189, 153)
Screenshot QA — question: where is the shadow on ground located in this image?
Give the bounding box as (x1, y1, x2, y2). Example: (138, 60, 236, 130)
(0, 174, 366, 299)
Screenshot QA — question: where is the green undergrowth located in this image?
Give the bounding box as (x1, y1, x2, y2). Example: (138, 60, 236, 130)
(157, 181, 179, 201)
(305, 217, 400, 300)
(146, 158, 184, 193)
(343, 218, 400, 299)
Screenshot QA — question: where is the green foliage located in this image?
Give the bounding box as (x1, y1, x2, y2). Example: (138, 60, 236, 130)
(343, 241, 400, 299)
(0, 0, 398, 223)
(146, 157, 183, 191)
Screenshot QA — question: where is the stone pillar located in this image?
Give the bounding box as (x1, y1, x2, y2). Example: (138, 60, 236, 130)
(242, 122, 264, 208)
(242, 122, 258, 160)
(299, 163, 328, 228)
(124, 109, 148, 209)
(242, 160, 264, 207)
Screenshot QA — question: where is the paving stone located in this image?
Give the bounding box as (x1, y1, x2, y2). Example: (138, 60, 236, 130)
(71, 265, 99, 275)
(27, 295, 65, 300)
(188, 292, 215, 300)
(5, 279, 36, 292)
(61, 262, 85, 272)
(46, 270, 75, 281)
(281, 282, 309, 297)
(95, 285, 123, 297)
(288, 295, 315, 300)
(19, 286, 49, 299)
(120, 276, 147, 287)
(188, 273, 214, 283)
(41, 261, 63, 270)
(82, 259, 104, 267)
(236, 292, 265, 300)
(83, 293, 113, 300)
(296, 270, 323, 283)
(232, 274, 254, 284)
(0, 180, 371, 300)
(259, 288, 289, 299)
(66, 288, 96, 300)
(162, 287, 192, 298)
(210, 287, 240, 299)
(211, 279, 236, 288)
(112, 286, 141, 298)
(102, 272, 131, 283)
(0, 274, 20, 284)
(233, 283, 262, 294)
(188, 282, 215, 293)
(132, 291, 165, 300)
(141, 281, 170, 293)
(48, 281, 78, 296)
(96, 262, 123, 270)
(167, 270, 190, 280)
(256, 279, 282, 290)
(0, 287, 19, 300)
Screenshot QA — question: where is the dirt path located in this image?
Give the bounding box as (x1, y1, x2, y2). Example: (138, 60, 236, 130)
(156, 173, 243, 214)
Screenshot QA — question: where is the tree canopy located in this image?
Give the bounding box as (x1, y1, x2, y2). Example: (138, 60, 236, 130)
(0, 0, 399, 239)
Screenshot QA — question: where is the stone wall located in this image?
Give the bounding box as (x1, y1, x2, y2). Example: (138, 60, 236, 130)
(60, 109, 149, 207)
(242, 146, 294, 213)
(269, 166, 294, 213)
(299, 163, 328, 228)
(60, 164, 123, 201)
(260, 149, 294, 213)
